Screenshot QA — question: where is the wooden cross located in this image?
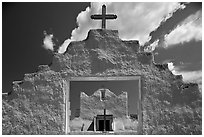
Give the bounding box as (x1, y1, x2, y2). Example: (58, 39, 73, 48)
(91, 4, 117, 29)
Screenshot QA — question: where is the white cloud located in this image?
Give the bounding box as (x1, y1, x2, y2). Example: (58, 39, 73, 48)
(180, 70, 202, 83)
(165, 10, 202, 47)
(168, 62, 178, 75)
(58, 2, 184, 53)
(178, 70, 202, 92)
(145, 39, 159, 52)
(168, 62, 202, 91)
(107, 2, 183, 44)
(58, 39, 73, 54)
(42, 31, 54, 51)
(167, 62, 174, 71)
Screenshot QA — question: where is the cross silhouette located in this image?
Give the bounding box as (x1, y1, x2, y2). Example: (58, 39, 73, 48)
(91, 4, 117, 29)
(100, 88, 106, 101)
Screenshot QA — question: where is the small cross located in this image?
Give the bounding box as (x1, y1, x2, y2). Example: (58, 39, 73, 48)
(91, 4, 117, 29)
(101, 88, 106, 101)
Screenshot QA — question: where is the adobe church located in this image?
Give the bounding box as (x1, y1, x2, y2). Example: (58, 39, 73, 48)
(79, 88, 128, 131)
(2, 4, 201, 135)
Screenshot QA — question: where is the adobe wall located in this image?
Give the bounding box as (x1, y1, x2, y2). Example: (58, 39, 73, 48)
(2, 29, 201, 135)
(2, 66, 67, 135)
(80, 89, 128, 120)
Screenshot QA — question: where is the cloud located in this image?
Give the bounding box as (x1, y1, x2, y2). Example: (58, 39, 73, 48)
(168, 62, 178, 75)
(181, 70, 202, 83)
(42, 31, 55, 51)
(109, 2, 184, 44)
(164, 10, 202, 47)
(168, 62, 202, 91)
(168, 62, 202, 80)
(147, 3, 201, 47)
(154, 40, 202, 72)
(178, 70, 202, 92)
(58, 2, 184, 53)
(58, 39, 73, 54)
(145, 39, 159, 52)
(58, 5, 100, 53)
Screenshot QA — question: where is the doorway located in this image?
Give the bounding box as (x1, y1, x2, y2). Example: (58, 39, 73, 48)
(67, 76, 142, 134)
(98, 120, 111, 131)
(96, 115, 113, 131)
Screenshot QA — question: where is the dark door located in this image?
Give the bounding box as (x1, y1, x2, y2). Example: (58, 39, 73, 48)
(99, 120, 104, 131)
(106, 120, 110, 131)
(98, 120, 111, 131)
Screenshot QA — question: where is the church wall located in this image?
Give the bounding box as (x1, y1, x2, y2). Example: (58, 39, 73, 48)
(80, 89, 128, 120)
(2, 29, 202, 135)
(122, 40, 140, 53)
(61, 30, 200, 134)
(2, 67, 67, 135)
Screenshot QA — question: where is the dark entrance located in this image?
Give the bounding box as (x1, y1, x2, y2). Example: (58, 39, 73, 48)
(96, 115, 113, 131)
(98, 120, 111, 131)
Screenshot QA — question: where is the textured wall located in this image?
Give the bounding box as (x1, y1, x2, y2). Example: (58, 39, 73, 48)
(2, 66, 67, 135)
(3, 29, 202, 135)
(80, 89, 128, 120)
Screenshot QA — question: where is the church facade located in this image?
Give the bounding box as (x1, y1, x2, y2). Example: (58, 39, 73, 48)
(2, 4, 201, 135)
(80, 89, 128, 120)
(79, 88, 128, 131)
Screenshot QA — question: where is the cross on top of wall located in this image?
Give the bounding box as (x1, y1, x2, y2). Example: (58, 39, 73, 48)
(100, 88, 106, 101)
(90, 4, 117, 29)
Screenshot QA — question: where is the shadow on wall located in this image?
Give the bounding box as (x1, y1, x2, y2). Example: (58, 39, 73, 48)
(87, 120, 94, 131)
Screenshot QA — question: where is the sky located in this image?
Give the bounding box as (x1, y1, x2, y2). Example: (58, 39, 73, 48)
(2, 2, 202, 93)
